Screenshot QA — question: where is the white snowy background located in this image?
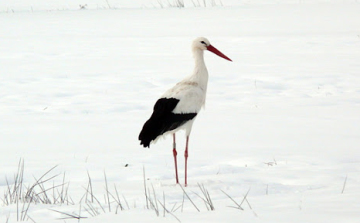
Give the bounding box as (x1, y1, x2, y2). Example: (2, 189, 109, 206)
(1, 0, 360, 222)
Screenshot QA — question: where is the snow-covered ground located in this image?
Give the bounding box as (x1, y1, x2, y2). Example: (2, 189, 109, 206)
(1, 1, 360, 222)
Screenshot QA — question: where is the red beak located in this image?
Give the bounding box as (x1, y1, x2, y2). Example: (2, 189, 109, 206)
(207, 45, 232, 62)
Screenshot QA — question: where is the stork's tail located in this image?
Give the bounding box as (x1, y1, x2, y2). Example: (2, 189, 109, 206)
(139, 117, 162, 148)
(138, 129, 152, 148)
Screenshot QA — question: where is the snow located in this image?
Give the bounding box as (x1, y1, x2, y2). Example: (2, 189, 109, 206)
(1, 1, 360, 222)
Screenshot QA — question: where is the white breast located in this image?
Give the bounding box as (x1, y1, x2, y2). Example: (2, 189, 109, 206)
(162, 80, 206, 114)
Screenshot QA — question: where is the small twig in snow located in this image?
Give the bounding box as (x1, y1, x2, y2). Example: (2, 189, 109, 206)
(157, 199, 181, 223)
(221, 189, 243, 210)
(342, 175, 348, 194)
(178, 184, 200, 212)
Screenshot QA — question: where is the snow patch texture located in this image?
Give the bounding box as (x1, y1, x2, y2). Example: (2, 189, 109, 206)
(1, 1, 360, 222)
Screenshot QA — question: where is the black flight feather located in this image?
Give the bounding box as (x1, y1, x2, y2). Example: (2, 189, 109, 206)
(139, 98, 197, 148)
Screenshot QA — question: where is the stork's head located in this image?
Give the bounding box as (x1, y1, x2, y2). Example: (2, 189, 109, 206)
(192, 37, 232, 62)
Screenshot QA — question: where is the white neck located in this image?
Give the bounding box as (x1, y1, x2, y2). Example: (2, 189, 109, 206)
(190, 49, 209, 91)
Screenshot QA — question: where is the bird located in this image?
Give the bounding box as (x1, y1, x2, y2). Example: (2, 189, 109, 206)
(138, 37, 232, 186)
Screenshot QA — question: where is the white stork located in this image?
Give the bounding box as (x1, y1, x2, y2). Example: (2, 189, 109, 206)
(139, 37, 232, 186)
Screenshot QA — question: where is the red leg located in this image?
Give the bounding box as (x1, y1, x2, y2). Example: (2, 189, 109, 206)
(173, 134, 179, 184)
(184, 136, 189, 186)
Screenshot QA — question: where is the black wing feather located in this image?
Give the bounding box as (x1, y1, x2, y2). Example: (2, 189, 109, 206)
(139, 98, 197, 148)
